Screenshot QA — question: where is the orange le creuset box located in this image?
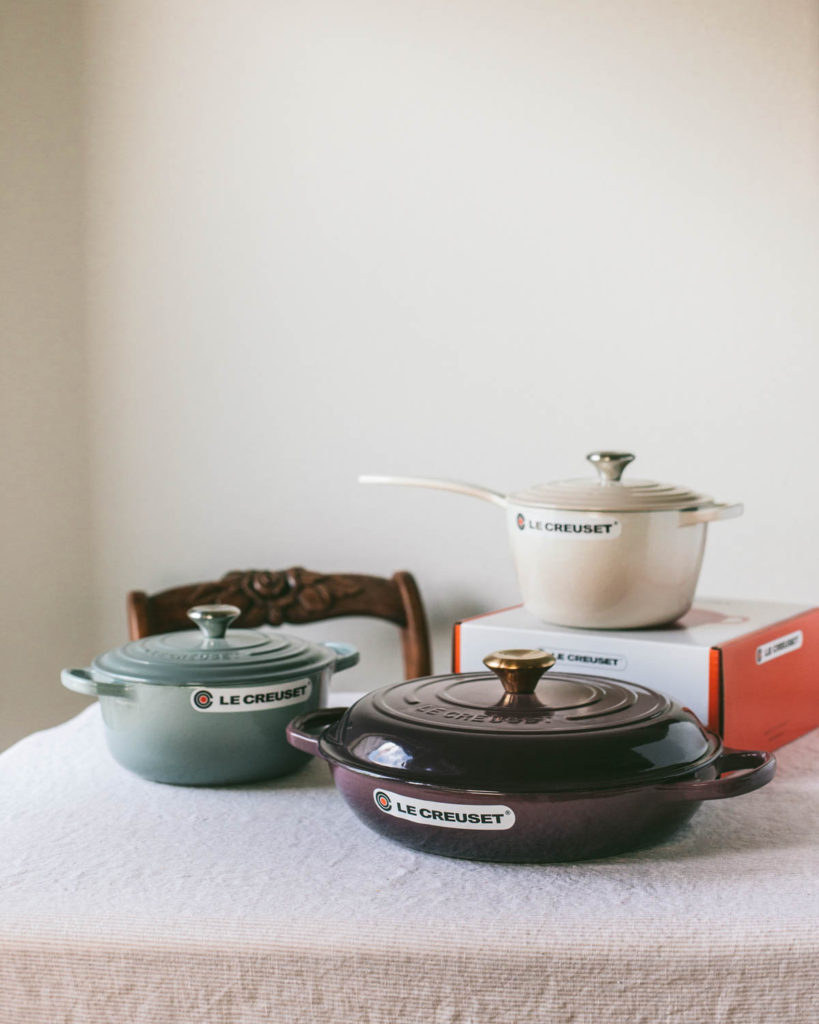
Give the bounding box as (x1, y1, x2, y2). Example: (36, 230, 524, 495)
(454, 597, 819, 751)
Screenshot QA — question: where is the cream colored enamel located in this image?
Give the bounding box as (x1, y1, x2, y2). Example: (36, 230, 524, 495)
(357, 468, 742, 628)
(678, 502, 744, 527)
(507, 508, 708, 629)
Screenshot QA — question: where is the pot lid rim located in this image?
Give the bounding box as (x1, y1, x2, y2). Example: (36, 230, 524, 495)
(90, 620, 338, 685)
(509, 480, 716, 512)
(86, 656, 335, 686)
(318, 727, 724, 793)
(508, 452, 722, 512)
(359, 669, 674, 732)
(321, 662, 722, 792)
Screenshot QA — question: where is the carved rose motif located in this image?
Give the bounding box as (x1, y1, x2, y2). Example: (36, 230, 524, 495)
(243, 570, 290, 601)
(189, 568, 363, 625)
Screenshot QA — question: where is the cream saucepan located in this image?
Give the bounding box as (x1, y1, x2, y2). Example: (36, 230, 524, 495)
(360, 451, 742, 629)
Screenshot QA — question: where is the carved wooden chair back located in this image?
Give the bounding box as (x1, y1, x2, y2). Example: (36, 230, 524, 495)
(126, 567, 432, 681)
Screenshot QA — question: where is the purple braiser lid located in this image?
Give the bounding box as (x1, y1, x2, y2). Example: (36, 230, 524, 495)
(320, 650, 720, 793)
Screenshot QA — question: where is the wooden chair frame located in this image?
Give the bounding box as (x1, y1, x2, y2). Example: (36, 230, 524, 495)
(126, 567, 432, 680)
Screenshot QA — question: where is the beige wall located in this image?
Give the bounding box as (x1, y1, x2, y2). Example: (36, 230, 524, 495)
(2, 0, 818, 747)
(1, 0, 92, 749)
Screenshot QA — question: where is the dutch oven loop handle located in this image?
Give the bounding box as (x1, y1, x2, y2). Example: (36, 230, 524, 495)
(678, 503, 744, 527)
(323, 642, 360, 673)
(286, 707, 346, 758)
(659, 748, 776, 802)
(61, 668, 133, 699)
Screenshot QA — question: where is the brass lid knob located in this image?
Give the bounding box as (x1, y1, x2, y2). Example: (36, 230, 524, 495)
(483, 649, 556, 696)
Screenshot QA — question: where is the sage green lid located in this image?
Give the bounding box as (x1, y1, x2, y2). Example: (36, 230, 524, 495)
(90, 605, 338, 686)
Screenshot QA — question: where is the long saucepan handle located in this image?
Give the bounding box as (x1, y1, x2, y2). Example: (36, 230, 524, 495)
(658, 748, 776, 801)
(358, 475, 507, 509)
(286, 706, 346, 758)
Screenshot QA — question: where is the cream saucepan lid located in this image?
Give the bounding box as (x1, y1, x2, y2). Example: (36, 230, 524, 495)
(510, 451, 717, 512)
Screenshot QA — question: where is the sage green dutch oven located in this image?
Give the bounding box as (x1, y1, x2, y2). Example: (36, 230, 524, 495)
(61, 605, 359, 786)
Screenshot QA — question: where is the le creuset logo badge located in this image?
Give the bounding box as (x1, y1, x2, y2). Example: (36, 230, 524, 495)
(552, 648, 627, 671)
(373, 788, 515, 830)
(190, 679, 313, 713)
(756, 630, 803, 666)
(514, 509, 621, 538)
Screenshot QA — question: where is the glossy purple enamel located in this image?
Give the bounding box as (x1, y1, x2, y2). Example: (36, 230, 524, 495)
(285, 657, 776, 862)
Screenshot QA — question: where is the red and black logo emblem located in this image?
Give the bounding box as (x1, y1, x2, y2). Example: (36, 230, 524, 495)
(193, 689, 213, 709)
(516, 513, 526, 530)
(374, 790, 392, 812)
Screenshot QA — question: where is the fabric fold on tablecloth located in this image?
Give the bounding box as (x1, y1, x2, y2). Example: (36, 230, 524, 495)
(1, 706, 817, 1024)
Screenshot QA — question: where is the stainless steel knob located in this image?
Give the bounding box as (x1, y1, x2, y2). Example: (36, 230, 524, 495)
(187, 605, 241, 640)
(587, 451, 635, 484)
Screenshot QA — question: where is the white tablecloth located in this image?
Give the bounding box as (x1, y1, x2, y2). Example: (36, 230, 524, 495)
(1, 706, 818, 1024)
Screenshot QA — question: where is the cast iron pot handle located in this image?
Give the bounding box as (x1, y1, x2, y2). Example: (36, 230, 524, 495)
(323, 642, 359, 673)
(61, 668, 133, 699)
(286, 707, 346, 758)
(659, 749, 776, 801)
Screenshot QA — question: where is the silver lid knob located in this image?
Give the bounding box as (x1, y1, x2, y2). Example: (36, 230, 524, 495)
(187, 605, 241, 640)
(587, 451, 635, 484)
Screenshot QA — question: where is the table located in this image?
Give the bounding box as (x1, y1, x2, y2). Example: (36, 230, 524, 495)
(1, 706, 817, 1024)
